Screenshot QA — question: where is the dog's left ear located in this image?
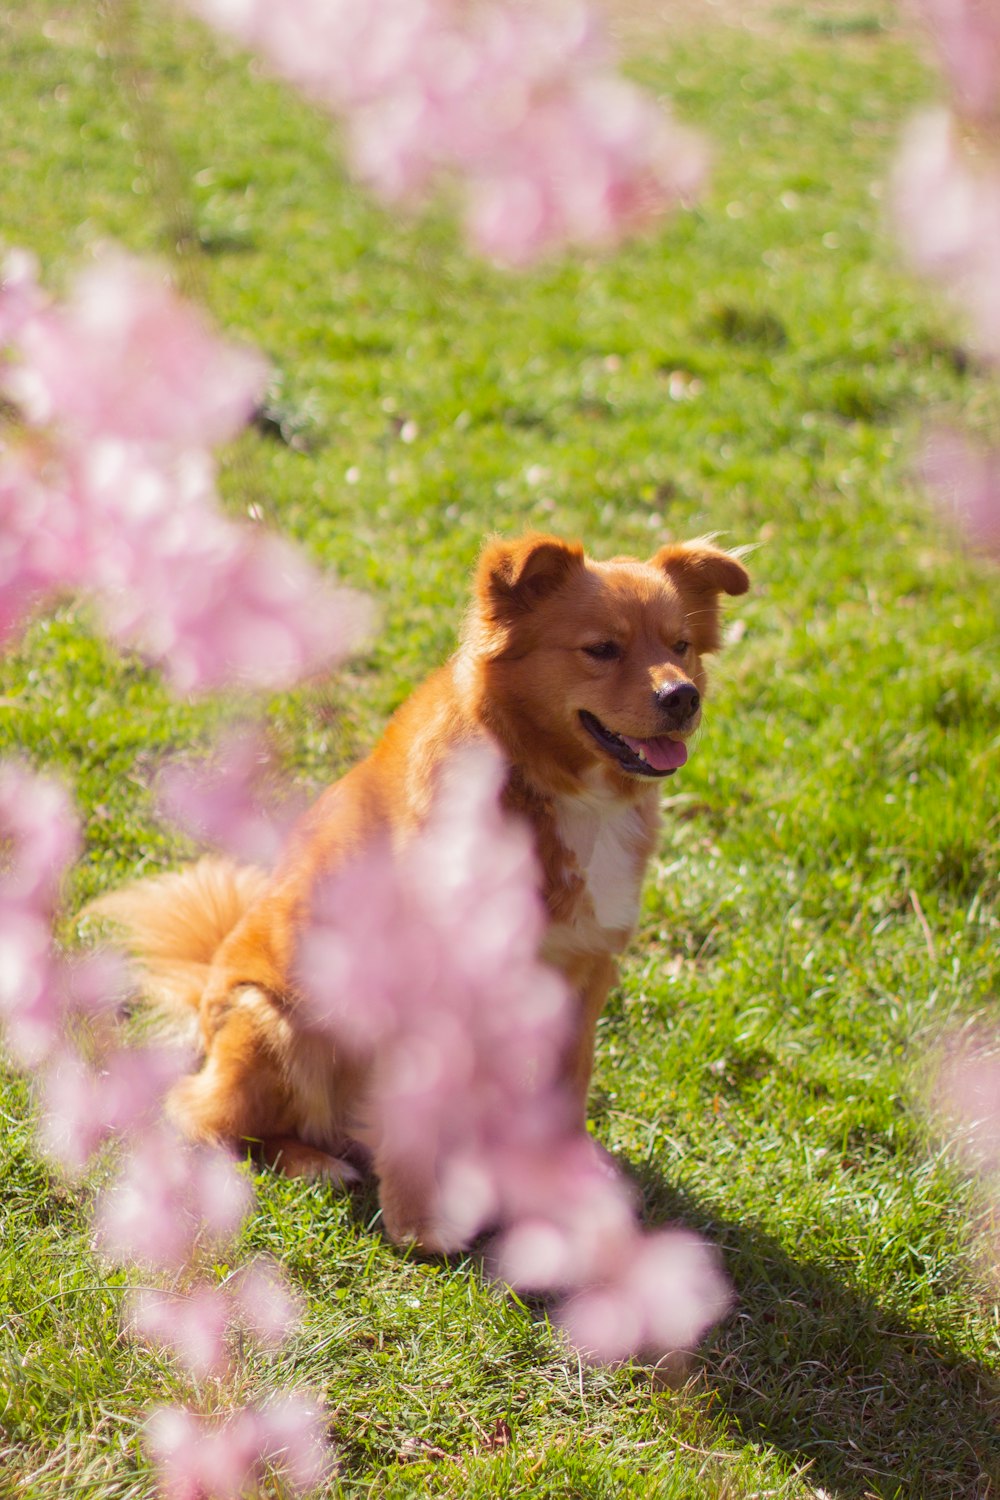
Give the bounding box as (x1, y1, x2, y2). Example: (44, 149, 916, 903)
(651, 540, 749, 651)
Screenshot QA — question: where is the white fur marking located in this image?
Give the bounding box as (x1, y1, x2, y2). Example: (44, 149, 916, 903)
(555, 785, 647, 936)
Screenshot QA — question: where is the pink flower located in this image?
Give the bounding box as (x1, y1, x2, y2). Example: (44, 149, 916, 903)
(128, 1285, 232, 1379)
(227, 1257, 303, 1347)
(0, 252, 373, 689)
(0, 909, 64, 1067)
(0, 762, 79, 901)
(157, 727, 305, 868)
(489, 1132, 731, 1360)
(125, 1258, 301, 1381)
(0, 764, 81, 1066)
(63, 436, 372, 695)
(558, 1229, 732, 1363)
(58, 946, 134, 1021)
(253, 1394, 333, 1492)
(38, 1043, 186, 1176)
(937, 1045, 1000, 1171)
(490, 1135, 638, 1291)
(0, 249, 46, 349)
(146, 1395, 332, 1498)
(297, 746, 730, 1357)
(297, 747, 571, 1251)
(893, 108, 1000, 359)
(908, 0, 1000, 121)
(6, 253, 265, 448)
(0, 450, 83, 647)
(178, 0, 706, 265)
(94, 1123, 253, 1270)
(921, 427, 1000, 556)
(146, 1405, 257, 1500)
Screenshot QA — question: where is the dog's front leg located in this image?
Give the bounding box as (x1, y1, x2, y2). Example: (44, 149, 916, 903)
(562, 953, 617, 1130)
(376, 1149, 452, 1253)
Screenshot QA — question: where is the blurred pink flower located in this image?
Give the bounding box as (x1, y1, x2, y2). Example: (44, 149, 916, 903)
(0, 450, 82, 648)
(0, 765, 80, 1066)
(921, 427, 1000, 555)
(125, 1258, 301, 1381)
(157, 726, 306, 867)
(58, 946, 134, 1021)
(146, 1395, 332, 1498)
(909, 0, 1000, 121)
(298, 746, 730, 1358)
(0, 251, 372, 691)
(490, 1133, 731, 1360)
(0, 908, 64, 1068)
(937, 1045, 1000, 1171)
(893, 108, 1000, 360)
(128, 1284, 233, 1380)
(38, 1043, 186, 1176)
(253, 1394, 333, 1493)
(0, 761, 79, 900)
(297, 747, 572, 1248)
(557, 1228, 732, 1363)
(0, 249, 46, 347)
(179, 0, 706, 265)
(228, 1256, 303, 1347)
(6, 252, 265, 448)
(146, 1405, 257, 1500)
(94, 1122, 253, 1270)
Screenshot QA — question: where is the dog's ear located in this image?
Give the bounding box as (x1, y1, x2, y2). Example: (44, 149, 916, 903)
(651, 539, 749, 651)
(651, 539, 750, 599)
(476, 533, 586, 617)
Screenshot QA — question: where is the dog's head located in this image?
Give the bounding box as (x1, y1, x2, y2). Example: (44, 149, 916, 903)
(463, 532, 749, 794)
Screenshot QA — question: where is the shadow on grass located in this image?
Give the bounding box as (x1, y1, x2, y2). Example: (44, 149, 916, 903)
(634, 1167, 1000, 1500)
(287, 1156, 999, 1496)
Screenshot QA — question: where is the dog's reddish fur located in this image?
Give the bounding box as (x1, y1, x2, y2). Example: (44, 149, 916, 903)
(89, 533, 747, 1246)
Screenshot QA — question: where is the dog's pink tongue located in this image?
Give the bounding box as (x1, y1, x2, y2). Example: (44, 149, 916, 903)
(621, 734, 688, 772)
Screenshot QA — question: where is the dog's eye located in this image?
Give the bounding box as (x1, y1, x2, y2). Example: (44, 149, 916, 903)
(673, 640, 690, 657)
(582, 641, 622, 662)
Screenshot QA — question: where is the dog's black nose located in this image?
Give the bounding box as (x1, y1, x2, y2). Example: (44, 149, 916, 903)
(655, 681, 700, 726)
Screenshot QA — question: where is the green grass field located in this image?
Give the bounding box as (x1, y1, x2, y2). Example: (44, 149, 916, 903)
(2, 1, 999, 1495)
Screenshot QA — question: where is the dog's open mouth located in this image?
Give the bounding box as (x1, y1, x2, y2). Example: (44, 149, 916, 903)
(579, 710, 688, 778)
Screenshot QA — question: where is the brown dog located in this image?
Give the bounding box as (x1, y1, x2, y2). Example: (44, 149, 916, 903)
(90, 532, 748, 1245)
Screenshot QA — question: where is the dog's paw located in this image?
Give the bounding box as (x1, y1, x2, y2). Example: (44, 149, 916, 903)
(377, 1170, 456, 1255)
(263, 1136, 362, 1185)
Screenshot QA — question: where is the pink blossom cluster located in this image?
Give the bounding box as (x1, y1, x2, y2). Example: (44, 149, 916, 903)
(932, 1040, 1000, 1275)
(894, 109, 1000, 358)
(0, 249, 371, 691)
(127, 1256, 303, 1378)
(157, 724, 306, 868)
(38, 1042, 184, 1175)
(146, 1393, 331, 1500)
(0, 762, 120, 1067)
(0, 758, 329, 1495)
(894, 3, 1000, 556)
(938, 1044, 1000, 1174)
(41, 1014, 328, 1496)
(178, 0, 706, 266)
(0, 245, 360, 1495)
(298, 745, 730, 1360)
(907, 0, 1000, 122)
(491, 1135, 730, 1363)
(94, 1119, 253, 1270)
(920, 426, 1000, 553)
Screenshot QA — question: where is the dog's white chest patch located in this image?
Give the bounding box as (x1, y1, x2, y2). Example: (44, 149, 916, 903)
(554, 788, 647, 936)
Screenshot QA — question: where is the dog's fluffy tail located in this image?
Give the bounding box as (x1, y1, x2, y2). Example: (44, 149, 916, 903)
(83, 856, 269, 1027)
